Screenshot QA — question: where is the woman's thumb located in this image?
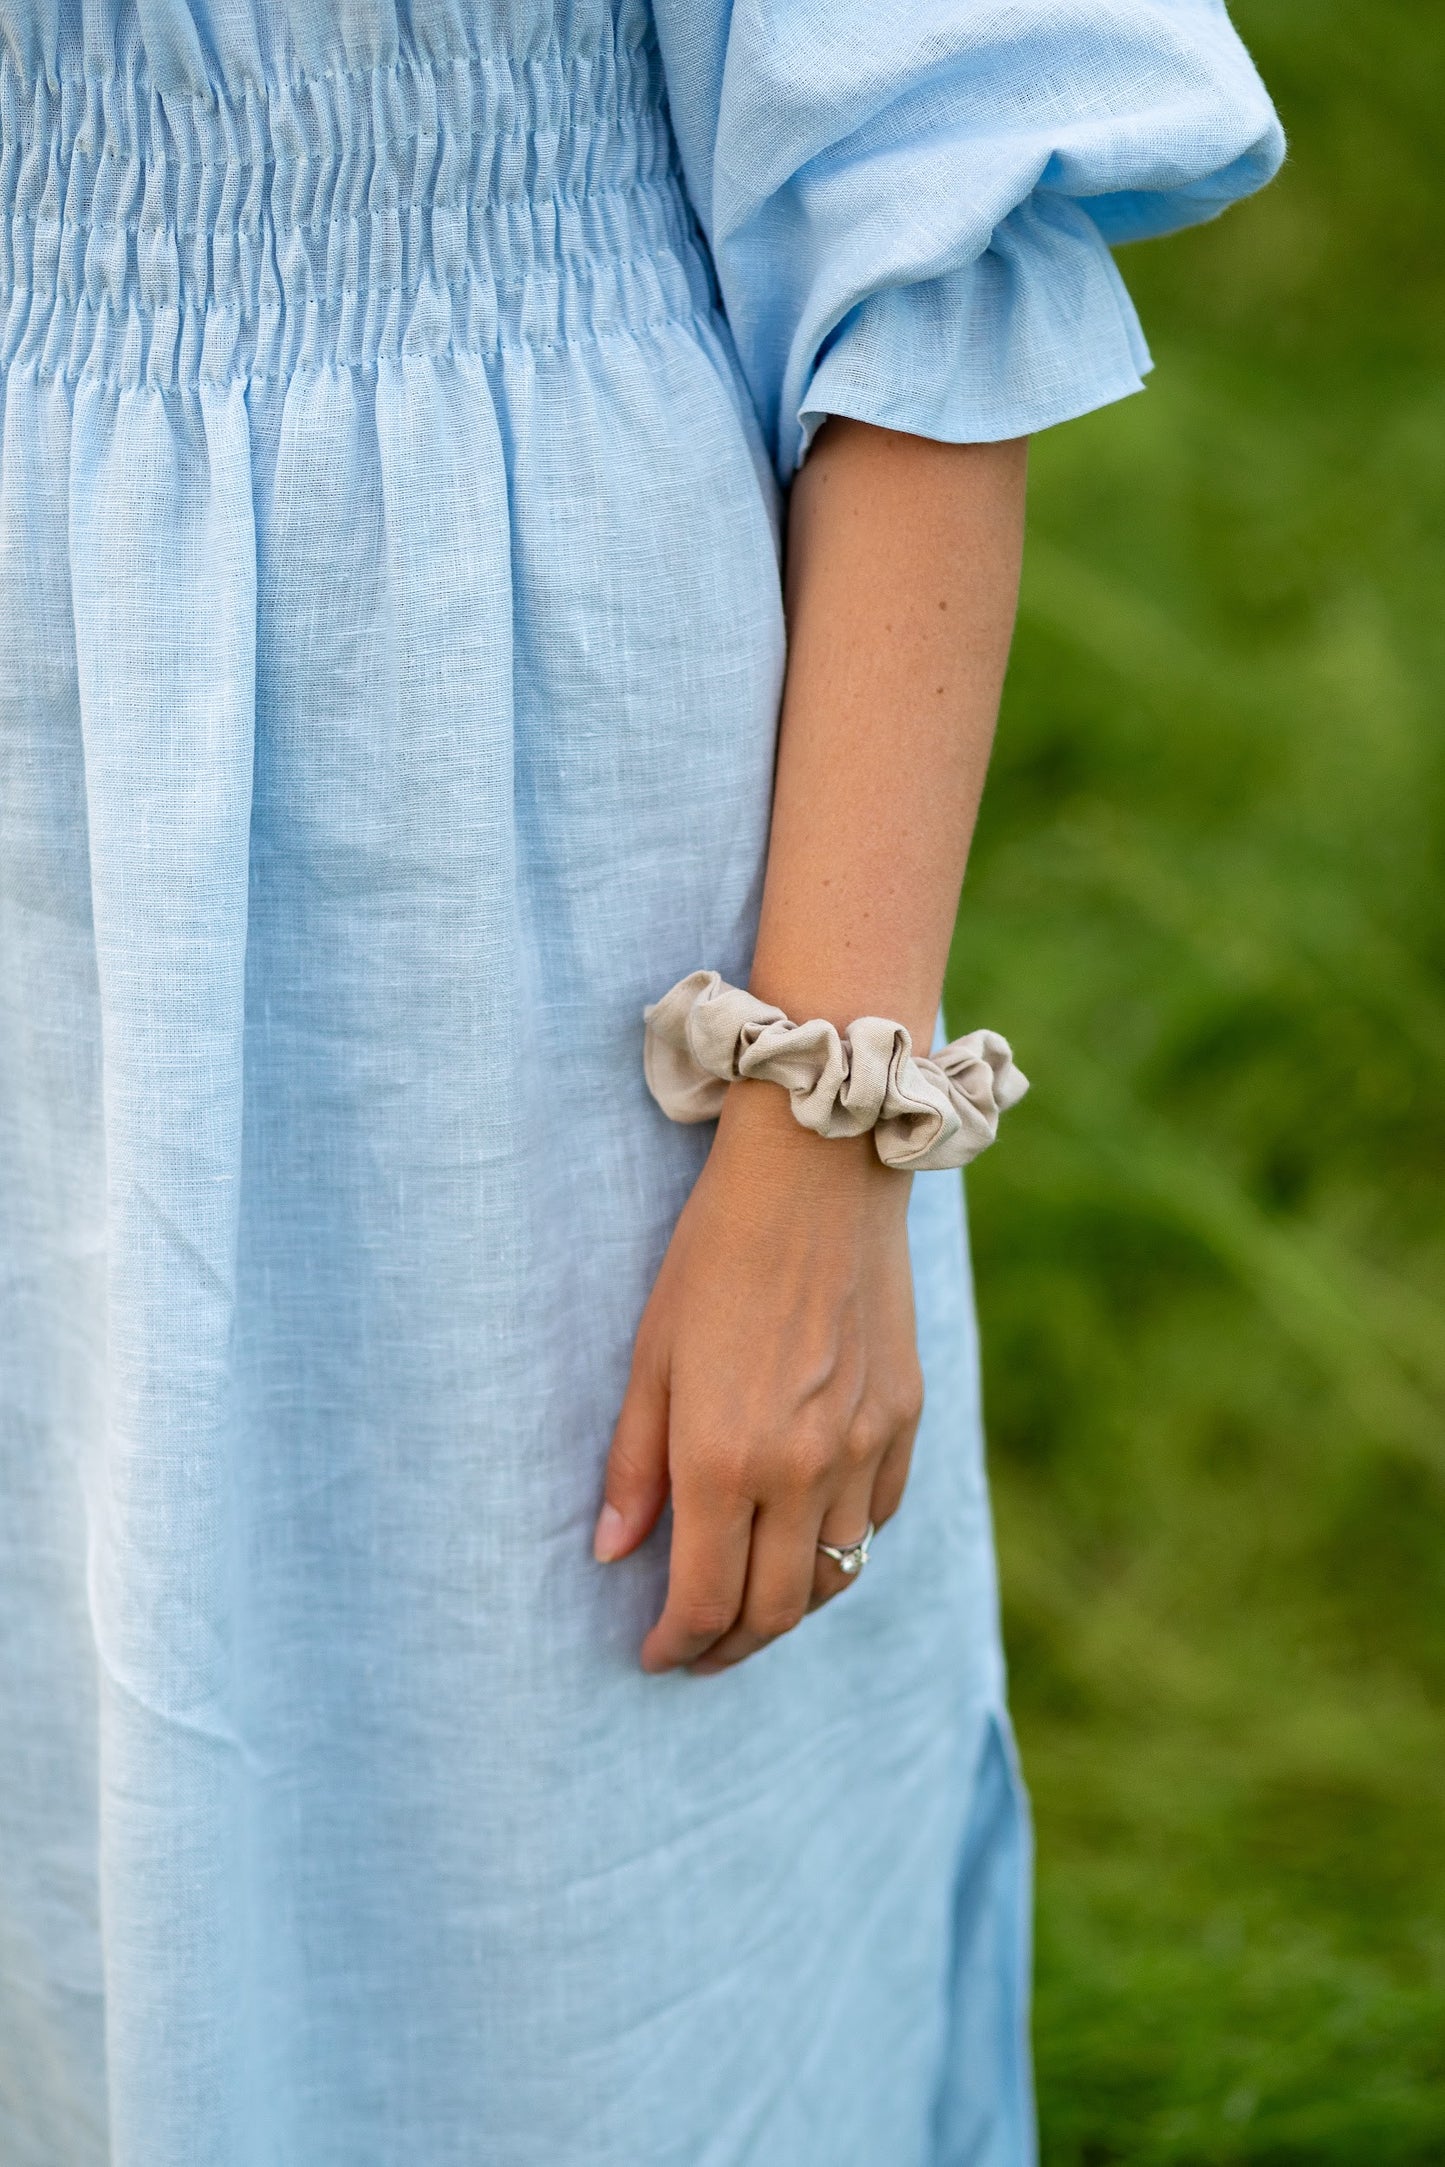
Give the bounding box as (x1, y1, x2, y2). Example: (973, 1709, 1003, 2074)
(594, 1359, 670, 1562)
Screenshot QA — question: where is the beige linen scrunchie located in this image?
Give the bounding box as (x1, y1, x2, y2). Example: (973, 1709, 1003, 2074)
(643, 970, 1029, 1173)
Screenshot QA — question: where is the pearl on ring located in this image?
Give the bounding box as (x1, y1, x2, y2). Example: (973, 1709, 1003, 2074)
(816, 1520, 875, 1578)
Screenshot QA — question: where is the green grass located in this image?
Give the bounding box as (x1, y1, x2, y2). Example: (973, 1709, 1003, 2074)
(943, 4, 1445, 2157)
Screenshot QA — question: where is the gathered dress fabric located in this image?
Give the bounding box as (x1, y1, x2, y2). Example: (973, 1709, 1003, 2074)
(0, 4, 1280, 2162)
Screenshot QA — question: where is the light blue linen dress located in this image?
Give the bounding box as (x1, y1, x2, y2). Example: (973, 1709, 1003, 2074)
(0, 3, 1280, 2161)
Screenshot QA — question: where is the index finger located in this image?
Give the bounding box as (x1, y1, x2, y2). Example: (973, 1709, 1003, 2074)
(640, 1467, 754, 1674)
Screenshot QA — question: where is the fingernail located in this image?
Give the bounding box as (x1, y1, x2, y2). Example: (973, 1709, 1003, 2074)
(593, 1504, 628, 1562)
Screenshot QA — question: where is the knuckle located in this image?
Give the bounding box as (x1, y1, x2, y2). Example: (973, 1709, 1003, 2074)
(779, 1422, 837, 1493)
(684, 1440, 746, 1504)
(753, 1596, 807, 1641)
(841, 1415, 886, 1471)
(715, 1422, 785, 1494)
(895, 1372, 926, 1433)
(870, 1452, 912, 1525)
(678, 1597, 736, 1643)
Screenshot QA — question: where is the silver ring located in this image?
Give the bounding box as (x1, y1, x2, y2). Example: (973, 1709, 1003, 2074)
(816, 1520, 875, 1578)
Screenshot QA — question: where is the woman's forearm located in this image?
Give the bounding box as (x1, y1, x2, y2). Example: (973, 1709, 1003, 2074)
(598, 419, 1029, 1675)
(750, 419, 1028, 1048)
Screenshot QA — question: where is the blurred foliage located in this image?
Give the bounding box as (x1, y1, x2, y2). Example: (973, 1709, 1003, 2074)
(944, 2, 1445, 2158)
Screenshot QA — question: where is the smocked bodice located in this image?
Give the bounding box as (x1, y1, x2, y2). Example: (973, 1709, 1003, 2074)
(0, 1, 710, 387)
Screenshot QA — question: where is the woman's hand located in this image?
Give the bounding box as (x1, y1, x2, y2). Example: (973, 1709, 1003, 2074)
(593, 1077, 923, 1673)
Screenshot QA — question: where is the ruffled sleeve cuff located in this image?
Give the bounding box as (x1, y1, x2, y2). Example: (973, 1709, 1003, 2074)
(654, 0, 1286, 484)
(796, 192, 1155, 467)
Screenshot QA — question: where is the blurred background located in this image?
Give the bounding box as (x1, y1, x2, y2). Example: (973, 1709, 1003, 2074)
(943, 3, 1444, 2159)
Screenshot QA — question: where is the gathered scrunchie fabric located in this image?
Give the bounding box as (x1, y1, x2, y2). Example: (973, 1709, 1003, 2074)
(642, 970, 1029, 1172)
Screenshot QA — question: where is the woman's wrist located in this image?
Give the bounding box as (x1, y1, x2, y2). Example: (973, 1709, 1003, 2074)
(710, 1072, 912, 1211)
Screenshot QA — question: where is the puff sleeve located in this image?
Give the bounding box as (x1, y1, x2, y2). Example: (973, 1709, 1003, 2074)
(651, 0, 1285, 480)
